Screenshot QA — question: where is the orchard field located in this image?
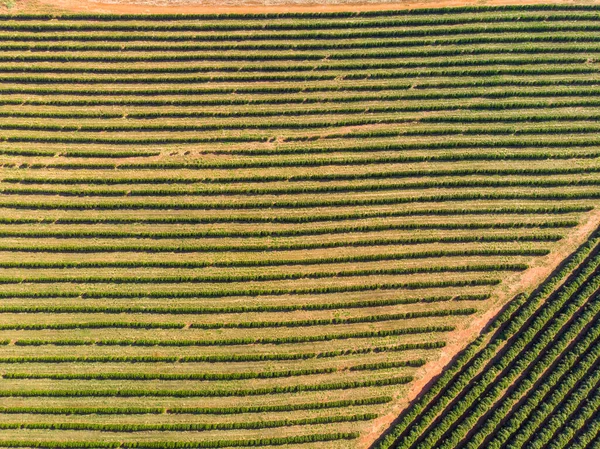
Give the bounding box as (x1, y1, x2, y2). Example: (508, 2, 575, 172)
(380, 205, 600, 449)
(0, 4, 600, 448)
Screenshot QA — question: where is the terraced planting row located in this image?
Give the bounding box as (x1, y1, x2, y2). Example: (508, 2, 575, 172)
(1, 5, 600, 448)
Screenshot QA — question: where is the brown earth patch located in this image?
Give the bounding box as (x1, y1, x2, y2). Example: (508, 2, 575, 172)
(8, 0, 600, 15)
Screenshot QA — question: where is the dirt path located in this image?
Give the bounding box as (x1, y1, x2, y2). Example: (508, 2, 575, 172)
(8, 0, 600, 15)
(360, 207, 600, 448)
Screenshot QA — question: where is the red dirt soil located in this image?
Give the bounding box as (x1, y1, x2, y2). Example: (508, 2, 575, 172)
(8, 0, 600, 15)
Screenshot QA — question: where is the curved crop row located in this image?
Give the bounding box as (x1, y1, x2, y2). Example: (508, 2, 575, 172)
(0, 265, 524, 284)
(13, 326, 454, 347)
(0, 375, 413, 397)
(0, 342, 446, 363)
(0, 396, 392, 415)
(0, 413, 376, 432)
(0, 295, 488, 315)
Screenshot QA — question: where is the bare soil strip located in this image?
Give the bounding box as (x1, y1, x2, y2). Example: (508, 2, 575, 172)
(10, 0, 600, 16)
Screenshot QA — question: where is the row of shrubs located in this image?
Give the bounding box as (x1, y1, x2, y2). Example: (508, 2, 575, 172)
(0, 295, 489, 315)
(0, 413, 376, 432)
(0, 275, 493, 296)
(0, 172, 583, 187)
(3, 193, 596, 210)
(2, 44, 600, 62)
(0, 218, 565, 233)
(2, 72, 595, 96)
(311, 126, 600, 141)
(3, 95, 600, 120)
(3, 366, 338, 381)
(5, 22, 600, 38)
(0, 342, 446, 363)
(0, 235, 556, 253)
(0, 375, 413, 397)
(0, 309, 471, 330)
(0, 149, 152, 159)
(0, 56, 588, 73)
(0, 432, 359, 447)
(0, 322, 185, 330)
(16, 121, 600, 138)
(6, 177, 599, 196)
(0, 396, 392, 415)
(546, 384, 600, 449)
(350, 359, 426, 371)
(8, 167, 598, 184)
(5, 358, 424, 380)
(0, 75, 592, 105)
(187, 308, 477, 330)
(24, 152, 600, 171)
(4, 42, 600, 60)
(0, 249, 541, 267)
(0, 279, 500, 298)
(0, 206, 583, 224)
(0, 264, 524, 284)
(8, 32, 600, 49)
(14, 325, 454, 347)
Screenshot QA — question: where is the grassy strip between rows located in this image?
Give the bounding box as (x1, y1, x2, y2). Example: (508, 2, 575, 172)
(12, 153, 600, 169)
(0, 251, 547, 267)
(5, 180, 600, 195)
(0, 56, 592, 75)
(11, 95, 600, 117)
(4, 169, 600, 184)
